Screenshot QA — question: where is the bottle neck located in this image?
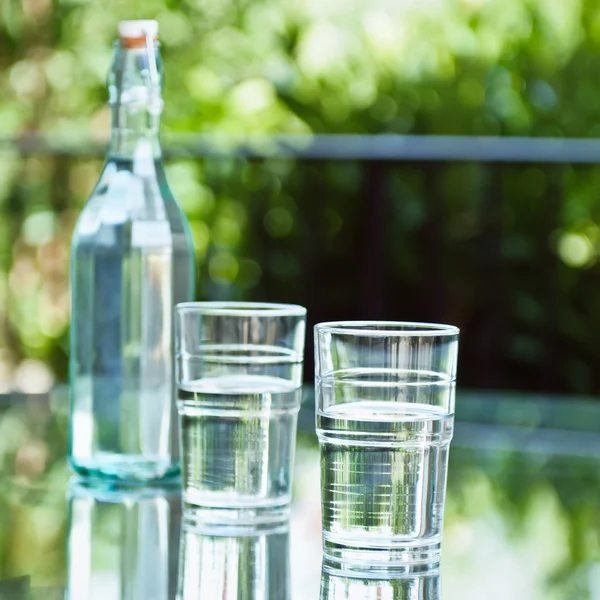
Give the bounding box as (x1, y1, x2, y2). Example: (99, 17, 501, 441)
(109, 103, 162, 159)
(107, 42, 164, 160)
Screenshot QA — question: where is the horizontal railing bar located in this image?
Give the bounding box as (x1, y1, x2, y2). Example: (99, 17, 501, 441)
(2, 133, 600, 163)
(4, 387, 600, 457)
(453, 422, 600, 458)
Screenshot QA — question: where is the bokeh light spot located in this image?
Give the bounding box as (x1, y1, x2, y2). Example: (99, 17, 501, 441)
(190, 221, 211, 256)
(212, 217, 241, 247)
(457, 78, 485, 109)
(370, 95, 397, 122)
(23, 212, 56, 246)
(238, 259, 262, 289)
(209, 251, 239, 282)
(264, 207, 294, 238)
(558, 233, 594, 268)
(15, 359, 54, 394)
(229, 79, 276, 115)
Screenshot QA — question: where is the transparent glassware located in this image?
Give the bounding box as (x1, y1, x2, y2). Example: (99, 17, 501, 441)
(177, 520, 290, 600)
(175, 302, 306, 527)
(320, 563, 441, 600)
(66, 479, 181, 600)
(315, 321, 459, 571)
(69, 23, 196, 481)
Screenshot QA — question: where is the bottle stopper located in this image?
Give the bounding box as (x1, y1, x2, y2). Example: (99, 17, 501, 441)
(118, 20, 158, 48)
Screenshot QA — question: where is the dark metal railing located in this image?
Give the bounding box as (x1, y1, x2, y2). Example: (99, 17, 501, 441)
(1, 133, 599, 394)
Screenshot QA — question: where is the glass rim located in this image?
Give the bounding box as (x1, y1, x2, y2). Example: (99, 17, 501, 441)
(176, 301, 307, 318)
(314, 320, 459, 337)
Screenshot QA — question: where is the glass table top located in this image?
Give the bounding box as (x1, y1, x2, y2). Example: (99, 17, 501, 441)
(1, 387, 600, 599)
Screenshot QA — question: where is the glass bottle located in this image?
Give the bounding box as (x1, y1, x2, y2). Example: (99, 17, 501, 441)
(69, 20, 196, 481)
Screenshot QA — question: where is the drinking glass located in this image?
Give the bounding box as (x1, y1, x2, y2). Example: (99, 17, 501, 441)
(177, 520, 289, 600)
(315, 321, 459, 570)
(175, 302, 306, 526)
(320, 563, 441, 600)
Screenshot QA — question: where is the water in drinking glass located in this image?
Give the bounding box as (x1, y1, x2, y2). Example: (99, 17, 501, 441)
(178, 374, 302, 520)
(316, 368, 455, 566)
(176, 302, 306, 525)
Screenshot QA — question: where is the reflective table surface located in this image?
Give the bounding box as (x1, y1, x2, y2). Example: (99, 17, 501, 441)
(1, 388, 600, 599)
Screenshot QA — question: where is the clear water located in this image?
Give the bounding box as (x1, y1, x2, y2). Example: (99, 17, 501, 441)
(316, 370, 454, 561)
(69, 156, 195, 480)
(178, 375, 302, 514)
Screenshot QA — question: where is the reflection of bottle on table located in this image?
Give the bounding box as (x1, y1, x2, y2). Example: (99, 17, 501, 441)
(66, 479, 181, 600)
(177, 521, 290, 600)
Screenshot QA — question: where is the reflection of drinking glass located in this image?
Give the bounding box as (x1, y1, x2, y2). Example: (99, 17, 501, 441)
(175, 302, 306, 527)
(66, 479, 181, 600)
(177, 521, 290, 600)
(320, 564, 441, 600)
(315, 322, 459, 571)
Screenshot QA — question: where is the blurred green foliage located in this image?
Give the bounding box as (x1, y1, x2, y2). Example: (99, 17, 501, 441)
(2, 0, 600, 392)
(1, 0, 598, 137)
